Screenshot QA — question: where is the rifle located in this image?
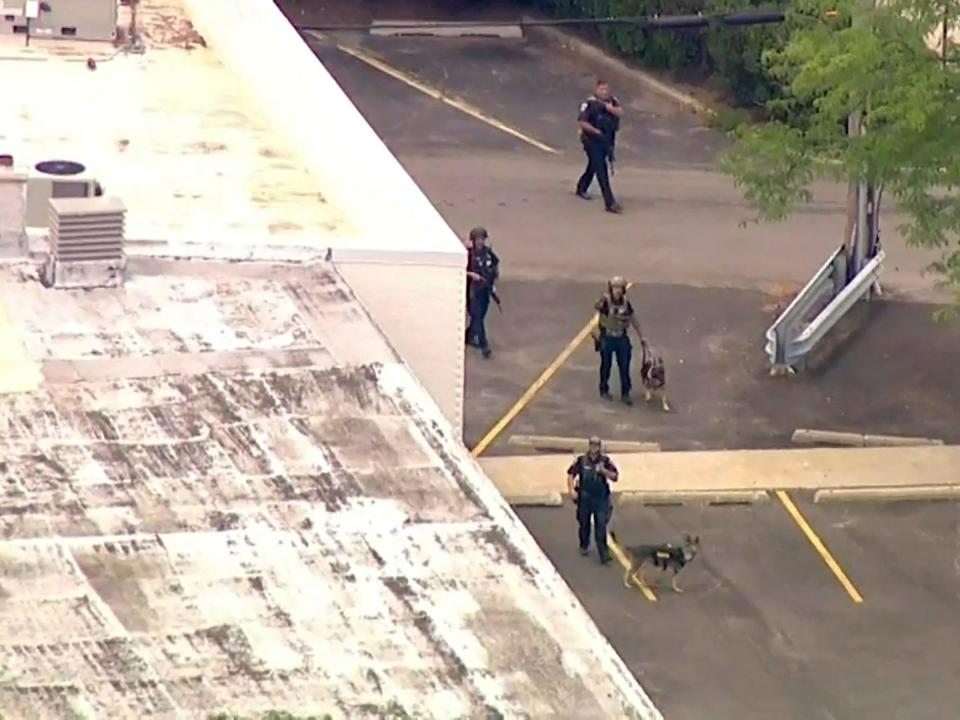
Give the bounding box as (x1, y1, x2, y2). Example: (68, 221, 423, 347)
(491, 287, 503, 312)
(591, 323, 605, 352)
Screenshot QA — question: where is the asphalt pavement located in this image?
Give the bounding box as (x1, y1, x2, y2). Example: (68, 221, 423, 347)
(465, 279, 960, 453)
(304, 25, 947, 301)
(519, 498, 960, 720)
(291, 15, 960, 720)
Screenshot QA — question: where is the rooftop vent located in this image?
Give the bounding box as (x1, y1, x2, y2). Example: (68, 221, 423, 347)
(42, 195, 126, 289)
(35, 159, 86, 176)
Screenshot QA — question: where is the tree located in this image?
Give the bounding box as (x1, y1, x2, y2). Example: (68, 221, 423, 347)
(719, 0, 960, 304)
(705, 0, 791, 108)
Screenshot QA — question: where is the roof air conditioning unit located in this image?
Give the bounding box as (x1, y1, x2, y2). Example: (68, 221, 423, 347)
(26, 160, 100, 228)
(2, 0, 118, 41)
(42, 195, 126, 289)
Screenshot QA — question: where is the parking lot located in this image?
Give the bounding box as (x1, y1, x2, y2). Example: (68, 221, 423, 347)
(520, 498, 960, 720)
(291, 9, 960, 718)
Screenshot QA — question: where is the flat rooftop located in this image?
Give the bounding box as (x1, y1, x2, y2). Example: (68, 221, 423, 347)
(0, 259, 658, 719)
(0, 0, 351, 255)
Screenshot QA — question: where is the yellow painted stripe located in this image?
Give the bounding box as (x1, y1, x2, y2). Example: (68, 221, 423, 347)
(775, 490, 864, 604)
(608, 534, 658, 602)
(326, 40, 561, 155)
(471, 282, 634, 457)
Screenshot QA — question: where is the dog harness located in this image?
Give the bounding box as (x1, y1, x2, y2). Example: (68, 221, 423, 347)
(654, 545, 684, 571)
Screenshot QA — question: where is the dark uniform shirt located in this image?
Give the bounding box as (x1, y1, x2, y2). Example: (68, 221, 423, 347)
(578, 96, 621, 147)
(596, 297, 635, 337)
(567, 453, 619, 500)
(467, 245, 500, 293)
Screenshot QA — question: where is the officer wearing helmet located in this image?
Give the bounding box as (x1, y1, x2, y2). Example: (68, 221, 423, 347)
(592, 276, 642, 405)
(465, 226, 500, 359)
(567, 436, 619, 563)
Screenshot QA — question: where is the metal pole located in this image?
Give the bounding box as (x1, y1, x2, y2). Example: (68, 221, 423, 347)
(855, 179, 868, 275)
(844, 112, 861, 279)
(299, 11, 787, 33)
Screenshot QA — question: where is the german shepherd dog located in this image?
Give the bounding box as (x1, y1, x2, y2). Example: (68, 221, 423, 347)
(639, 340, 670, 412)
(610, 532, 700, 593)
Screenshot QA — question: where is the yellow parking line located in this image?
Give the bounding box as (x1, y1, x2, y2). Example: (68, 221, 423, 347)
(470, 282, 635, 457)
(608, 534, 658, 602)
(326, 40, 561, 155)
(775, 490, 864, 604)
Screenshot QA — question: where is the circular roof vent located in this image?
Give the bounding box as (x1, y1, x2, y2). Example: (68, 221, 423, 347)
(35, 160, 86, 176)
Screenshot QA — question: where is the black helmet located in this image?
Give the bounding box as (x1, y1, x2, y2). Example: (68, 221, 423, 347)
(469, 226, 489, 242)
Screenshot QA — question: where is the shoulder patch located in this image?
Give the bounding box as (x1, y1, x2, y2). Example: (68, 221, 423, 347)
(579, 102, 589, 112)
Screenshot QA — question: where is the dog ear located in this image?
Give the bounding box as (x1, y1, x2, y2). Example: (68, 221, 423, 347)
(694, 535, 700, 544)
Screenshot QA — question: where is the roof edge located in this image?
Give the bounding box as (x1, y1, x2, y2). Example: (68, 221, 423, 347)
(180, 0, 464, 259)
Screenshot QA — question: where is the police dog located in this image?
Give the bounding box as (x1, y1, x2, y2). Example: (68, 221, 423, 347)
(610, 532, 700, 593)
(640, 340, 670, 412)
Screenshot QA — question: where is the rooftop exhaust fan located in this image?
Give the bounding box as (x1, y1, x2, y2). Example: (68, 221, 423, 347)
(42, 195, 126, 289)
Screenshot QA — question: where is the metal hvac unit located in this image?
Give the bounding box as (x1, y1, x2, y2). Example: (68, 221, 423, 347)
(0, 0, 118, 41)
(43, 195, 126, 289)
(25, 160, 100, 228)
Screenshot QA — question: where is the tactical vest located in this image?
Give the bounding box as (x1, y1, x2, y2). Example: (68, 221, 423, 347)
(471, 247, 497, 284)
(600, 300, 630, 337)
(578, 455, 609, 498)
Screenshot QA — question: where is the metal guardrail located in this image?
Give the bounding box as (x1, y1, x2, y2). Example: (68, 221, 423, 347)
(765, 247, 884, 373)
(765, 246, 844, 371)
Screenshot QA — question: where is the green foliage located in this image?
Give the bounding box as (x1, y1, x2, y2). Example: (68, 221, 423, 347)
(720, 0, 960, 300)
(706, 105, 752, 132)
(705, 0, 791, 106)
(537, 0, 791, 109)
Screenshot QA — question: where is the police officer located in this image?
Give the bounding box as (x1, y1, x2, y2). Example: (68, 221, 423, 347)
(465, 226, 500, 359)
(575, 79, 623, 214)
(593, 276, 642, 405)
(567, 436, 619, 564)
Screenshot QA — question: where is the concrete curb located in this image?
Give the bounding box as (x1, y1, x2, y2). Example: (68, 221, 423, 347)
(862, 433, 945, 448)
(370, 20, 523, 39)
(509, 435, 661, 453)
(792, 428, 944, 448)
(521, 16, 715, 118)
(617, 490, 770, 506)
(508, 492, 564, 507)
(814, 485, 960, 504)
